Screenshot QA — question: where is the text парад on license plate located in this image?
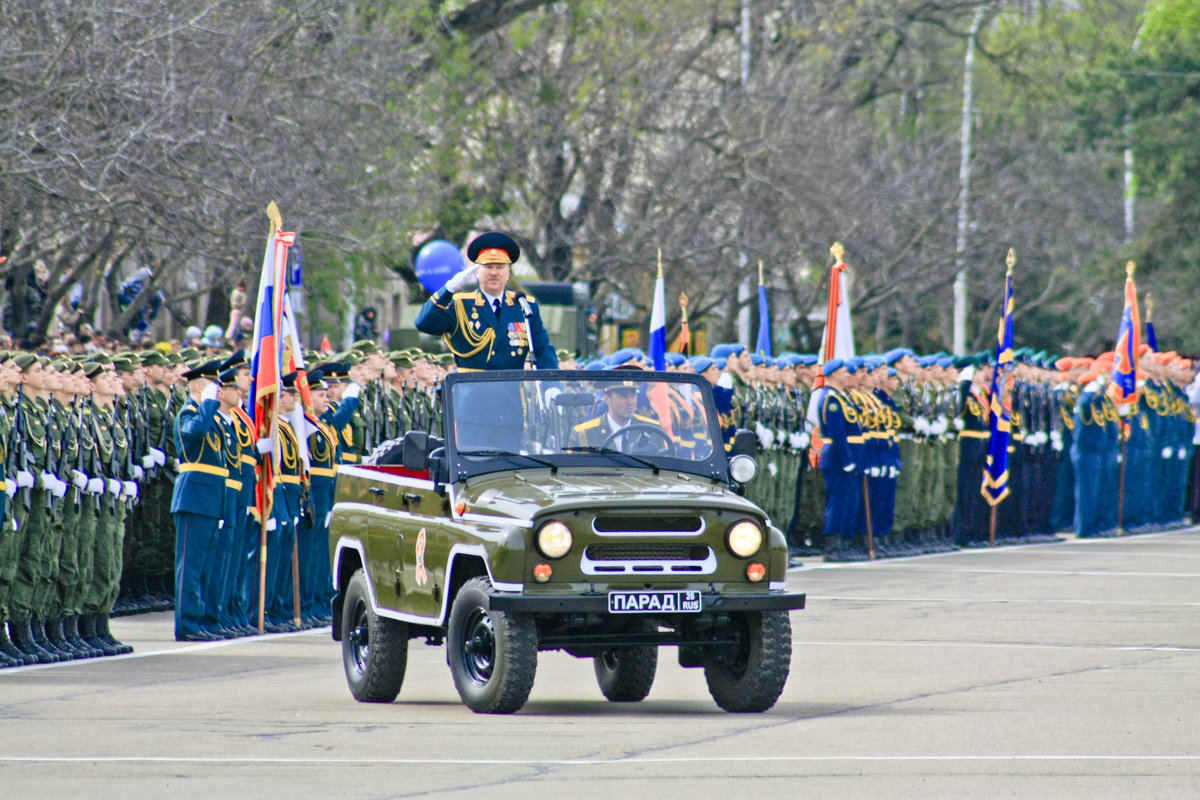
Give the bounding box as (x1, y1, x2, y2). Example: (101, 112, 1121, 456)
(608, 590, 702, 614)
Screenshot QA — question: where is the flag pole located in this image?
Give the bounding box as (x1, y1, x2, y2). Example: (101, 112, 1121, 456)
(258, 201, 283, 634)
(1117, 260, 1136, 537)
(861, 475, 876, 560)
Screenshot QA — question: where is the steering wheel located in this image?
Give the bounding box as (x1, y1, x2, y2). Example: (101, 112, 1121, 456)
(601, 422, 676, 457)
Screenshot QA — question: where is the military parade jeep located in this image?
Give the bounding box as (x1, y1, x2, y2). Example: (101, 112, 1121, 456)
(328, 369, 805, 713)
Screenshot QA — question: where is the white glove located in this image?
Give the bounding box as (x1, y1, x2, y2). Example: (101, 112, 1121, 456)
(132, 465, 144, 481)
(38, 471, 54, 489)
(952, 417, 965, 431)
(1117, 403, 1133, 417)
(754, 422, 773, 450)
(201, 382, 219, 403)
(843, 463, 856, 473)
(868, 466, 881, 477)
(1179, 448, 1188, 460)
(142, 454, 155, 469)
(889, 466, 900, 478)
(121, 481, 138, 499)
(150, 447, 166, 466)
(107, 478, 121, 496)
(797, 432, 810, 450)
(788, 431, 804, 450)
(1052, 439, 1063, 452)
(256, 438, 274, 454)
(16, 470, 34, 489)
(914, 417, 929, 435)
(266, 517, 277, 531)
(1162, 447, 1173, 459)
(342, 382, 361, 400)
(217, 519, 224, 529)
(4, 481, 14, 498)
(72, 469, 89, 489)
(169, 458, 179, 471)
(959, 365, 976, 382)
(716, 372, 733, 390)
(444, 263, 478, 292)
(50, 478, 67, 499)
(86, 477, 105, 495)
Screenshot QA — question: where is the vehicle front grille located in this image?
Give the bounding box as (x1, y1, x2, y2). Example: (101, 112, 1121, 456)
(585, 544, 709, 561)
(580, 544, 716, 576)
(592, 514, 704, 534)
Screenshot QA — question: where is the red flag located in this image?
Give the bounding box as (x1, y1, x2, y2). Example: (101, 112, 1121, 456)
(319, 334, 332, 354)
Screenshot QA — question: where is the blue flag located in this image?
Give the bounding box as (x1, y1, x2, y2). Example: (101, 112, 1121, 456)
(755, 283, 771, 357)
(981, 268, 1014, 507)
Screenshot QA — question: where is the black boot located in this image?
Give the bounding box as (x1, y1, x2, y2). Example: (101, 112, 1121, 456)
(64, 616, 104, 658)
(94, 613, 133, 655)
(0, 624, 35, 666)
(39, 618, 79, 660)
(11, 619, 58, 663)
(78, 613, 113, 655)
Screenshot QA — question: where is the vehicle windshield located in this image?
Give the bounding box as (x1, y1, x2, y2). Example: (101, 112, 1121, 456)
(443, 370, 728, 481)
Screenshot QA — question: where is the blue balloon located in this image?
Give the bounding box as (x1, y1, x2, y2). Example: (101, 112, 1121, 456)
(415, 240, 465, 293)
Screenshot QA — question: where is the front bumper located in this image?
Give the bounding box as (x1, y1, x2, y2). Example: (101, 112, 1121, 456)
(485, 590, 806, 614)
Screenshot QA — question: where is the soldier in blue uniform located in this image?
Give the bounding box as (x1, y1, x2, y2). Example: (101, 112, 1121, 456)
(414, 231, 557, 372)
(170, 359, 229, 641)
(817, 359, 863, 560)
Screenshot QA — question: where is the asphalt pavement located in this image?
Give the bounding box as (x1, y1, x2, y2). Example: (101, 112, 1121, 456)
(2, 529, 1198, 799)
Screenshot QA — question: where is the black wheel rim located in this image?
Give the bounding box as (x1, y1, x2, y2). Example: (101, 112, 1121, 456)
(349, 598, 370, 674)
(460, 608, 496, 686)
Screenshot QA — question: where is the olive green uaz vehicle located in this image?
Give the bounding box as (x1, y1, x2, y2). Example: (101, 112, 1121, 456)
(329, 369, 805, 713)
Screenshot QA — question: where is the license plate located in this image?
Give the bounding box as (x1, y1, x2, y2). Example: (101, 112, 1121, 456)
(608, 590, 702, 614)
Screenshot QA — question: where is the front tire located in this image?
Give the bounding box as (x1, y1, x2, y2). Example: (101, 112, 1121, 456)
(594, 623, 658, 702)
(342, 569, 408, 702)
(447, 576, 537, 714)
(704, 610, 791, 712)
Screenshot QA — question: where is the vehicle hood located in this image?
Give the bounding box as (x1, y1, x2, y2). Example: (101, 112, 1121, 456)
(455, 468, 761, 524)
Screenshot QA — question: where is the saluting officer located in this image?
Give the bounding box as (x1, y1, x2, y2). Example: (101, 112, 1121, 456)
(415, 232, 557, 371)
(170, 359, 229, 641)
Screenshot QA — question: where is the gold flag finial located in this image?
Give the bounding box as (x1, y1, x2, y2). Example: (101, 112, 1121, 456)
(679, 291, 689, 322)
(266, 201, 282, 234)
(1005, 248, 1016, 275)
(758, 259, 765, 286)
(1126, 260, 1136, 278)
(830, 242, 844, 263)
(1145, 293, 1154, 322)
(657, 248, 663, 278)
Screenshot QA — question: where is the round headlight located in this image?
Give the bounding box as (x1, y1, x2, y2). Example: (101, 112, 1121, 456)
(729, 454, 758, 484)
(727, 520, 763, 557)
(536, 520, 573, 559)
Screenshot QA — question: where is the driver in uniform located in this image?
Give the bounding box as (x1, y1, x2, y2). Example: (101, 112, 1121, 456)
(573, 381, 663, 449)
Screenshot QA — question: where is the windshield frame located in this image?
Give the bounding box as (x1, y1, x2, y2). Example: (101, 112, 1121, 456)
(441, 369, 730, 483)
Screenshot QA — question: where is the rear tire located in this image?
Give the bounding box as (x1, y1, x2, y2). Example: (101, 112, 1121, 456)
(594, 623, 658, 702)
(447, 576, 537, 714)
(342, 569, 408, 702)
(704, 610, 791, 712)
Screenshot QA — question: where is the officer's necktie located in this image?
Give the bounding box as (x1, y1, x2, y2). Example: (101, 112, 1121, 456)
(492, 298, 501, 316)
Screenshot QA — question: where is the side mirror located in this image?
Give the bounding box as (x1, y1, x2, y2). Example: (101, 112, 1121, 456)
(401, 431, 430, 471)
(731, 429, 756, 457)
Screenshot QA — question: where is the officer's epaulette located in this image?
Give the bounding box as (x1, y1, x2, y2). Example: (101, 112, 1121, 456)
(574, 417, 602, 432)
(633, 413, 660, 425)
(452, 291, 481, 303)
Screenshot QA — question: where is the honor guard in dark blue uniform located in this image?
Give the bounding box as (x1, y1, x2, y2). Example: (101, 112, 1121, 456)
(414, 232, 557, 372)
(817, 359, 864, 559)
(170, 359, 230, 641)
(263, 372, 304, 631)
(302, 370, 339, 626)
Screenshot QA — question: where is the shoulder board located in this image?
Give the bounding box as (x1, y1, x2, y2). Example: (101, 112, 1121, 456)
(574, 418, 602, 432)
(633, 413, 660, 424)
(452, 291, 479, 302)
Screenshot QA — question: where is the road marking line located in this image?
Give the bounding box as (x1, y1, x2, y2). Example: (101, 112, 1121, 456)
(790, 639, 1200, 653)
(0, 754, 1197, 765)
(808, 595, 1200, 607)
